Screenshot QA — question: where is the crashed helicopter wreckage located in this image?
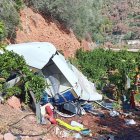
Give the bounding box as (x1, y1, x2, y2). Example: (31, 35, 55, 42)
(2, 42, 102, 121)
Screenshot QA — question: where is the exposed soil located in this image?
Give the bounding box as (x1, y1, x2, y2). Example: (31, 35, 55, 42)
(1, 102, 140, 140)
(14, 7, 91, 58)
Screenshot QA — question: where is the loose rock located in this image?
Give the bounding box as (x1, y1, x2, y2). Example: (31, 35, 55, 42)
(0, 134, 3, 140)
(7, 96, 21, 110)
(4, 133, 16, 140)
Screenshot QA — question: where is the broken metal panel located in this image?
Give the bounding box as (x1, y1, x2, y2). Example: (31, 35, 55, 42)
(51, 53, 83, 100)
(6, 42, 57, 69)
(4, 77, 21, 89)
(52, 54, 79, 87)
(71, 65, 102, 101)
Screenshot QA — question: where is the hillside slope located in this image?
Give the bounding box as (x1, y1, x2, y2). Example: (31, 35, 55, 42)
(15, 7, 90, 57)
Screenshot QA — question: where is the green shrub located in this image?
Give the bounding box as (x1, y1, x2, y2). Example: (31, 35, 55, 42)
(4, 86, 22, 99)
(25, 0, 139, 43)
(29, 0, 109, 41)
(13, 0, 24, 11)
(0, 0, 20, 40)
(129, 22, 140, 27)
(0, 50, 47, 103)
(74, 48, 139, 94)
(123, 32, 132, 40)
(0, 21, 6, 41)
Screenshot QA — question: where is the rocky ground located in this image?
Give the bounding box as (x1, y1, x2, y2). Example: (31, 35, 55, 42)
(0, 96, 140, 140)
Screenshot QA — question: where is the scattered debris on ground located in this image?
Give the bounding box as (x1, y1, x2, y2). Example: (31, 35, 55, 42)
(0, 101, 140, 140)
(0, 42, 140, 140)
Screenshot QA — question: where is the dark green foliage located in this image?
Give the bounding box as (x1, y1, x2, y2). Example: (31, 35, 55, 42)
(0, 21, 6, 41)
(25, 75, 46, 102)
(3, 86, 22, 99)
(75, 48, 139, 94)
(75, 48, 108, 82)
(0, 0, 20, 40)
(123, 32, 133, 40)
(0, 51, 26, 79)
(0, 51, 46, 103)
(13, 0, 24, 11)
(129, 22, 140, 27)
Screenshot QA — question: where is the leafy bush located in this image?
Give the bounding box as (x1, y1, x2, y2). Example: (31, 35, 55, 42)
(74, 48, 140, 95)
(0, 21, 6, 41)
(0, 50, 46, 103)
(0, 0, 20, 40)
(4, 86, 22, 99)
(123, 32, 132, 40)
(13, 0, 24, 11)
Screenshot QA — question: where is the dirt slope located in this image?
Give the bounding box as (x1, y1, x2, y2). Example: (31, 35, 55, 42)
(15, 7, 90, 57)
